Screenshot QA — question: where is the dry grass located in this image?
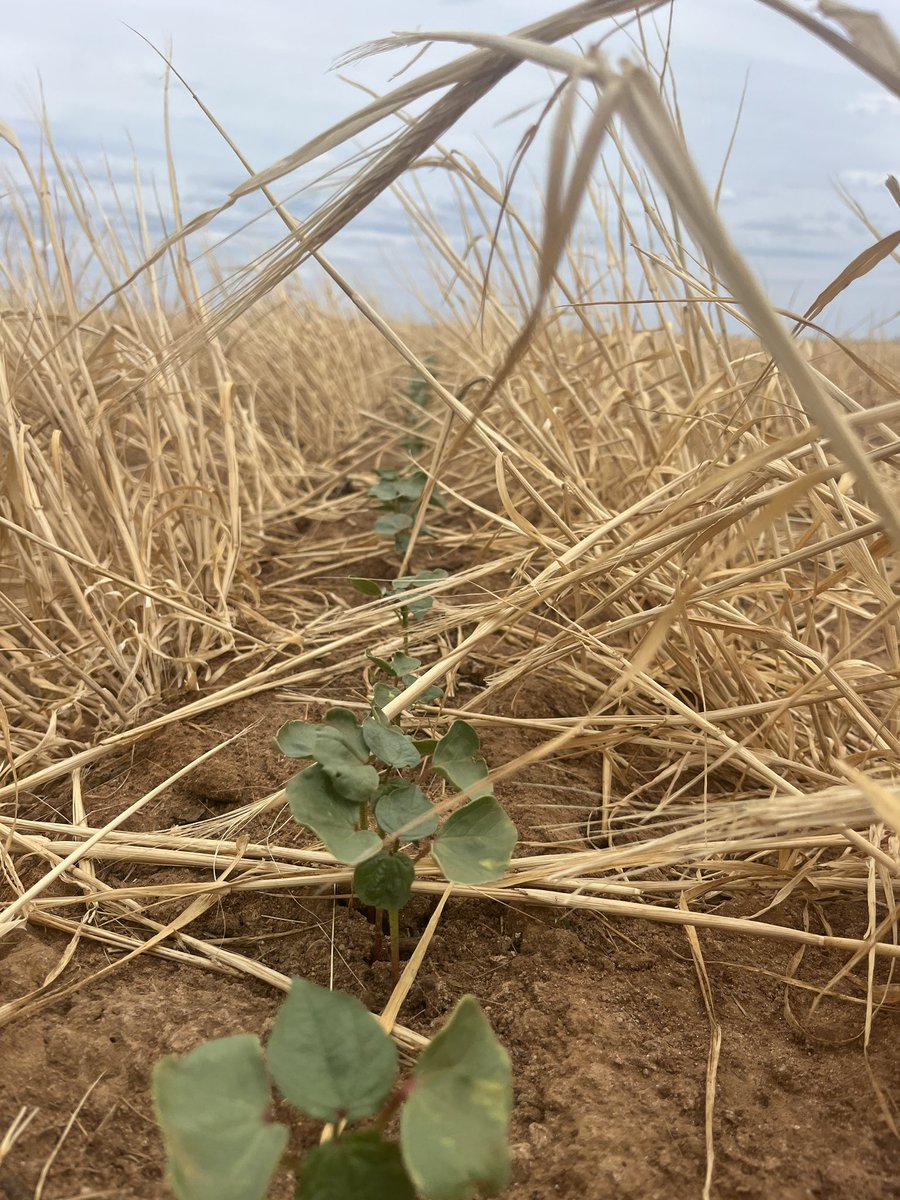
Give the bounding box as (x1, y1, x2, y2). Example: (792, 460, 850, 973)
(1, 0, 898, 1140)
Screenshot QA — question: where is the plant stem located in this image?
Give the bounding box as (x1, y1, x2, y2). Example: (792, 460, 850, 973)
(373, 909, 383, 962)
(372, 1078, 416, 1133)
(358, 801, 368, 831)
(388, 908, 400, 985)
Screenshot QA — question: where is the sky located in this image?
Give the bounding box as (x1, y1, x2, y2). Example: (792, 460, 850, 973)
(1, 0, 899, 333)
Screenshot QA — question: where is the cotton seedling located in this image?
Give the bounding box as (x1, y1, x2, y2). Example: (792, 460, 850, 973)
(153, 979, 512, 1200)
(368, 468, 447, 555)
(350, 568, 448, 659)
(364, 648, 444, 712)
(275, 709, 516, 983)
(400, 359, 437, 455)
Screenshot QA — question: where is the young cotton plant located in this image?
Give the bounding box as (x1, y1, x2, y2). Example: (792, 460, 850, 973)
(367, 468, 446, 555)
(365, 648, 444, 711)
(351, 568, 448, 699)
(399, 359, 437, 455)
(276, 709, 516, 981)
(153, 978, 513, 1200)
(368, 362, 441, 534)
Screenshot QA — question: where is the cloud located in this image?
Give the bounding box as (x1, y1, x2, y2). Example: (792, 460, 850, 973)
(748, 245, 840, 261)
(838, 169, 892, 189)
(848, 92, 900, 117)
(739, 211, 851, 238)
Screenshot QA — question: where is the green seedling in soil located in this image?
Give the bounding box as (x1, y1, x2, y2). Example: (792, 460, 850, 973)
(153, 978, 512, 1200)
(350, 569, 448, 660)
(368, 468, 446, 555)
(400, 359, 437, 454)
(364, 648, 443, 712)
(276, 709, 516, 983)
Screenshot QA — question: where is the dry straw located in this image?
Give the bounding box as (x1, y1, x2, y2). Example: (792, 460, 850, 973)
(1, 0, 898, 1123)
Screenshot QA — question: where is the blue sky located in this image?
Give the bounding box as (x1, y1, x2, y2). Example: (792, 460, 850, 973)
(2, 0, 899, 332)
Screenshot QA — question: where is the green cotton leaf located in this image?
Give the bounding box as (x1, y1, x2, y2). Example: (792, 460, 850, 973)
(375, 780, 438, 840)
(399, 596, 431, 620)
(350, 577, 384, 598)
(366, 653, 397, 677)
(375, 467, 401, 481)
(390, 653, 421, 675)
(369, 474, 426, 504)
(401, 997, 512, 1200)
(374, 512, 413, 537)
(277, 712, 376, 803)
(372, 682, 401, 710)
(362, 718, 421, 768)
(403, 470, 430, 496)
(314, 711, 378, 805)
(431, 721, 492, 798)
(296, 1131, 415, 1200)
(286, 766, 380, 865)
(412, 738, 439, 757)
(428, 485, 447, 510)
(322, 708, 368, 757)
(268, 979, 397, 1125)
(378, 473, 425, 502)
(390, 570, 448, 620)
(278, 711, 377, 805)
(153, 1034, 287, 1200)
(275, 720, 319, 759)
(391, 678, 442, 707)
(431, 797, 516, 886)
(368, 479, 401, 502)
(393, 569, 449, 588)
(316, 717, 367, 771)
(319, 752, 379, 805)
(353, 850, 414, 910)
